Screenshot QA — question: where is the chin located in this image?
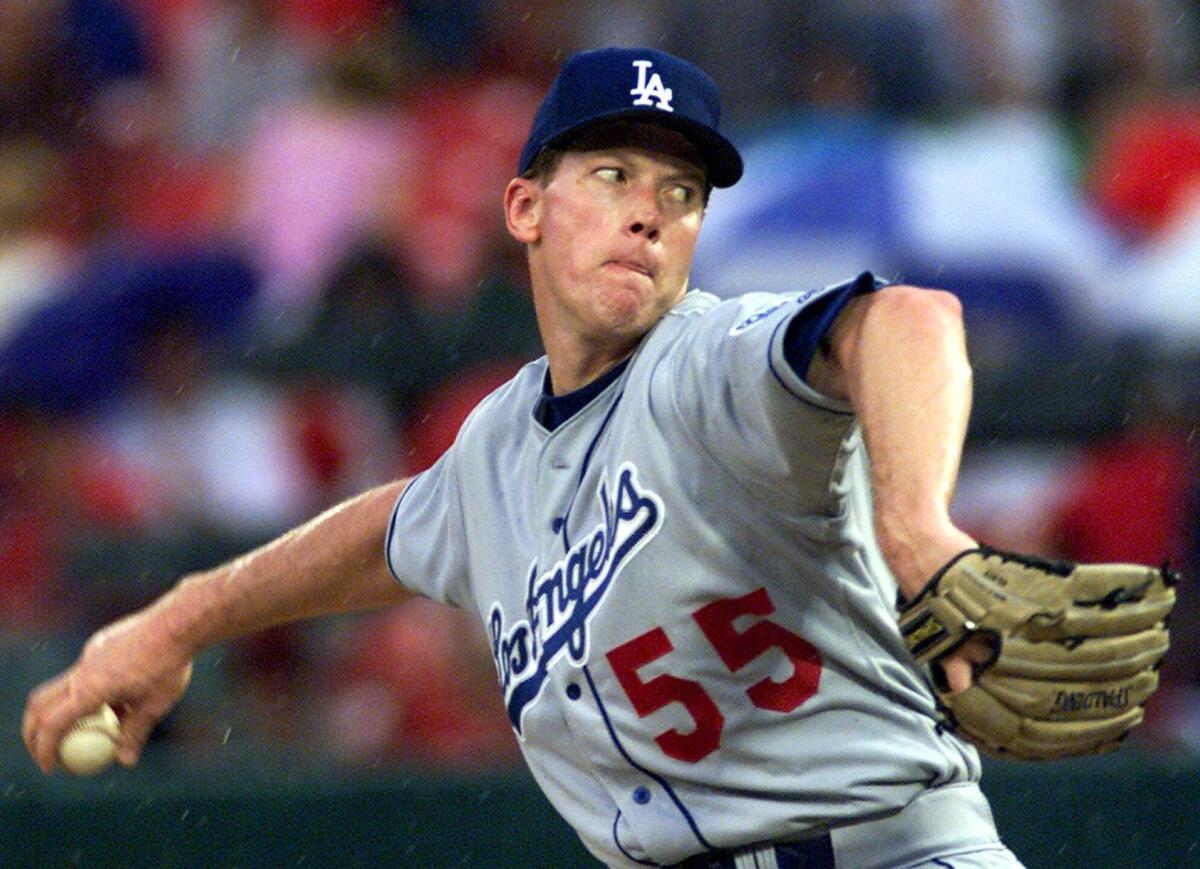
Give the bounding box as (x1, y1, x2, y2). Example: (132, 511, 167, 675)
(594, 286, 652, 333)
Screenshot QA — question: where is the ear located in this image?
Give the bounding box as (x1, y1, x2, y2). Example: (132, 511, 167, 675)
(504, 177, 541, 245)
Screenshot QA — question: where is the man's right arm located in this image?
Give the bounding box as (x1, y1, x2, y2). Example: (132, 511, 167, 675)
(23, 479, 413, 773)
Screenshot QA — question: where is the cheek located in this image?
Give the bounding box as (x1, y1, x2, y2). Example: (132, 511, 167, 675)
(663, 223, 701, 276)
(544, 204, 602, 274)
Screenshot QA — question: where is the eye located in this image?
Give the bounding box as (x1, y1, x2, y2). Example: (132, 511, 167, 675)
(664, 184, 695, 204)
(595, 167, 624, 183)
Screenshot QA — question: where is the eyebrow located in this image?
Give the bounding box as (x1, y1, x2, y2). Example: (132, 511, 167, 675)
(664, 167, 706, 187)
(584, 150, 707, 187)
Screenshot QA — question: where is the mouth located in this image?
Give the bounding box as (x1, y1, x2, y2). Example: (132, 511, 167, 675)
(604, 260, 654, 279)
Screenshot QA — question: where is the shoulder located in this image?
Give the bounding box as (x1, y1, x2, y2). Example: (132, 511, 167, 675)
(653, 288, 825, 349)
(632, 290, 812, 396)
(456, 357, 545, 435)
(661, 289, 784, 329)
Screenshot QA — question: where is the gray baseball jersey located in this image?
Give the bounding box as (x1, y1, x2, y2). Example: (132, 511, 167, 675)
(386, 274, 982, 867)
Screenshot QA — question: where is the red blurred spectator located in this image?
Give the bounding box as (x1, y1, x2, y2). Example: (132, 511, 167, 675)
(276, 0, 388, 48)
(393, 76, 542, 308)
(80, 319, 395, 539)
(284, 382, 395, 504)
(1087, 98, 1200, 238)
(0, 413, 81, 632)
(323, 598, 521, 770)
(1051, 424, 1194, 566)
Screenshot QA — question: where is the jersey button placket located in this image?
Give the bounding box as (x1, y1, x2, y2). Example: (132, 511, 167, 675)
(632, 786, 652, 805)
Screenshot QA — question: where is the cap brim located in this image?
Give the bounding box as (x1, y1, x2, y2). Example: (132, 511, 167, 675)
(541, 107, 743, 188)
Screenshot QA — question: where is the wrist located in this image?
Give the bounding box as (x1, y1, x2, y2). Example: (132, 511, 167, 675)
(151, 572, 216, 660)
(876, 511, 976, 600)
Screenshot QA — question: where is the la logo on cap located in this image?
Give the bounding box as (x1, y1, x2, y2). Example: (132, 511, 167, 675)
(630, 60, 673, 111)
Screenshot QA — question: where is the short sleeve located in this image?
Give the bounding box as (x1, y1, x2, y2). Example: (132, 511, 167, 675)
(385, 446, 471, 608)
(781, 271, 889, 379)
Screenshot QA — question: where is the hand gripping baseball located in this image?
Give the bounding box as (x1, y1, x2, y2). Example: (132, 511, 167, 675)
(898, 546, 1177, 760)
(23, 608, 193, 774)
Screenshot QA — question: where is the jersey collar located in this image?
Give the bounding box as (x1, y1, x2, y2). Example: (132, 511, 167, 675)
(534, 357, 631, 431)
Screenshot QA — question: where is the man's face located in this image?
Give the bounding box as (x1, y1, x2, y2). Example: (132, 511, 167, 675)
(516, 125, 708, 347)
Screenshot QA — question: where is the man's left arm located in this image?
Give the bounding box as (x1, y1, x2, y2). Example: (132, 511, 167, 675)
(808, 284, 984, 690)
(810, 284, 1177, 752)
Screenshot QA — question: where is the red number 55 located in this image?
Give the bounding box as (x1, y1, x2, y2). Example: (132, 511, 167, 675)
(605, 588, 822, 763)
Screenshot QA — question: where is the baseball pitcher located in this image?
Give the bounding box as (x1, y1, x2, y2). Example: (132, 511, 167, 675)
(24, 47, 1175, 868)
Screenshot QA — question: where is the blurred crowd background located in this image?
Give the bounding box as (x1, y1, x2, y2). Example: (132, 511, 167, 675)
(1, 0, 1199, 775)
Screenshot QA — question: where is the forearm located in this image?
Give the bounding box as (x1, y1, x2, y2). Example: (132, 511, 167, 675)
(24, 479, 414, 772)
(154, 480, 412, 656)
(836, 287, 976, 596)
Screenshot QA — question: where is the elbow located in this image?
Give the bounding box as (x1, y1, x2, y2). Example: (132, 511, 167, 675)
(868, 286, 968, 360)
(872, 284, 964, 332)
(839, 284, 971, 380)
(829, 284, 972, 394)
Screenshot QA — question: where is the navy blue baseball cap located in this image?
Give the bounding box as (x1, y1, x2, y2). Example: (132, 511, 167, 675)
(519, 47, 743, 188)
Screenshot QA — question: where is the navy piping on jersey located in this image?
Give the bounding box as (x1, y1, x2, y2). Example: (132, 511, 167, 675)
(612, 811, 658, 866)
(767, 313, 852, 415)
(583, 665, 715, 854)
(550, 286, 873, 861)
(782, 271, 880, 376)
(537, 360, 630, 552)
(558, 393, 625, 551)
(383, 481, 410, 582)
(769, 271, 883, 412)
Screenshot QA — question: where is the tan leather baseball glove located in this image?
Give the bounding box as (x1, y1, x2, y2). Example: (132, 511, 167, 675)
(899, 546, 1177, 760)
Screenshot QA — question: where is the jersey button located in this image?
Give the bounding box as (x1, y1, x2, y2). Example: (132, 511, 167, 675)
(632, 786, 651, 805)
(566, 683, 582, 701)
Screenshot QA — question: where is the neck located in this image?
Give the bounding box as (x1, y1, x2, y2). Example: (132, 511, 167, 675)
(543, 331, 639, 395)
(530, 266, 657, 396)
(531, 284, 644, 394)
(528, 264, 686, 395)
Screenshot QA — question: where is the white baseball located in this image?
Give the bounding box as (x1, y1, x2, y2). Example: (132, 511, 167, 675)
(58, 703, 121, 776)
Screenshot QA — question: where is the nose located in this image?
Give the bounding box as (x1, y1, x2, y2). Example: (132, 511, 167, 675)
(625, 186, 662, 242)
